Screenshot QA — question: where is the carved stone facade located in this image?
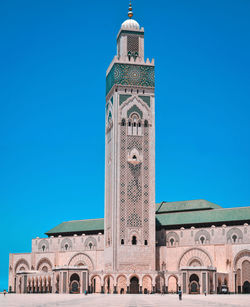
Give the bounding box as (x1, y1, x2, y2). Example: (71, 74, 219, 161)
(8, 8, 250, 295)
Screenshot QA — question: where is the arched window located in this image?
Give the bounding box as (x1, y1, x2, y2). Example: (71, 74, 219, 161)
(132, 155, 137, 161)
(65, 244, 69, 251)
(133, 122, 136, 127)
(144, 240, 148, 246)
(138, 122, 141, 127)
(170, 238, 175, 246)
(128, 121, 131, 127)
(144, 120, 148, 127)
(132, 236, 137, 245)
(200, 236, 205, 244)
(121, 118, 126, 126)
(42, 266, 48, 272)
(42, 245, 46, 252)
(89, 242, 93, 250)
(121, 239, 124, 245)
(232, 234, 237, 243)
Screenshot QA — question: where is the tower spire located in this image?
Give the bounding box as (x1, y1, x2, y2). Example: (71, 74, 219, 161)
(128, 1, 133, 19)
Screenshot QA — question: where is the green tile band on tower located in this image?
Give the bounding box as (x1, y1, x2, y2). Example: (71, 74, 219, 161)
(106, 63, 155, 96)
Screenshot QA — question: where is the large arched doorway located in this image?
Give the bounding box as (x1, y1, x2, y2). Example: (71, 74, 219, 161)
(70, 273, 80, 294)
(130, 276, 139, 294)
(243, 281, 250, 293)
(189, 274, 200, 294)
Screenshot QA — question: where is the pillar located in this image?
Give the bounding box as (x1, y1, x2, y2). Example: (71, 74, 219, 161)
(212, 272, 216, 294)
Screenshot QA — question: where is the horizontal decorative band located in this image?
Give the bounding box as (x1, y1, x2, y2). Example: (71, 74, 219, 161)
(106, 63, 155, 96)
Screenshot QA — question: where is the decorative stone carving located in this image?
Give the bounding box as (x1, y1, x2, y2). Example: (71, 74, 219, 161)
(61, 238, 72, 251)
(84, 237, 97, 250)
(194, 229, 210, 244)
(68, 253, 94, 271)
(38, 239, 49, 252)
(179, 248, 212, 268)
(36, 258, 53, 271)
(14, 259, 30, 273)
(226, 227, 243, 243)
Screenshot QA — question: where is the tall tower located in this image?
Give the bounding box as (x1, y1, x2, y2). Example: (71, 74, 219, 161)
(104, 2, 155, 273)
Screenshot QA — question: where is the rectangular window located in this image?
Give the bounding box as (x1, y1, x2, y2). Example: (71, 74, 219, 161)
(127, 35, 139, 54)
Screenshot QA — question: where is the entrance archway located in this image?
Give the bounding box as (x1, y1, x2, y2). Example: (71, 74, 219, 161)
(130, 276, 139, 294)
(168, 275, 178, 293)
(91, 275, 101, 293)
(189, 274, 200, 294)
(70, 273, 80, 294)
(243, 281, 250, 293)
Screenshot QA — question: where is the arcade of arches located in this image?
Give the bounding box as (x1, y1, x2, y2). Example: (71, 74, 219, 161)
(12, 247, 250, 295)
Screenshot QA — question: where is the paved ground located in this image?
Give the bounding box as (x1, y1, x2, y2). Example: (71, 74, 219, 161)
(0, 294, 250, 307)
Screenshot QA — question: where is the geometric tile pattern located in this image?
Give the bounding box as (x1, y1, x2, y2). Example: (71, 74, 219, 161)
(106, 64, 155, 95)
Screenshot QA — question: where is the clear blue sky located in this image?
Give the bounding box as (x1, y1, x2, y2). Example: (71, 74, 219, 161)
(0, 0, 250, 291)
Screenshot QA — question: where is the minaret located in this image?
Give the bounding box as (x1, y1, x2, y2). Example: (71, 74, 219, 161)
(104, 2, 155, 273)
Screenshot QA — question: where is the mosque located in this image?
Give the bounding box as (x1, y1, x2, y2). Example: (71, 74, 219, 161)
(9, 2, 250, 295)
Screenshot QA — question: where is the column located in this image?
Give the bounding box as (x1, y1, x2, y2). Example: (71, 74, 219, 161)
(82, 271, 88, 294)
(182, 272, 187, 294)
(200, 272, 203, 294)
(213, 272, 216, 294)
(165, 274, 168, 294)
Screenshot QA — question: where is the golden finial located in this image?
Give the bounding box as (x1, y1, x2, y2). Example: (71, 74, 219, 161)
(128, 1, 133, 19)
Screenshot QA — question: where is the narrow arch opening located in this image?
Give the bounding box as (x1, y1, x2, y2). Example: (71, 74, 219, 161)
(200, 236, 205, 244)
(232, 234, 237, 243)
(121, 239, 124, 245)
(132, 236, 137, 245)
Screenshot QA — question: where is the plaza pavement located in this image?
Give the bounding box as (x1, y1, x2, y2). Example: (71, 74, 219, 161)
(0, 294, 250, 307)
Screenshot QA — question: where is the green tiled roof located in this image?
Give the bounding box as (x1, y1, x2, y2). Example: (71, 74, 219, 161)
(45, 200, 250, 236)
(156, 207, 250, 228)
(156, 199, 221, 214)
(45, 218, 104, 235)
